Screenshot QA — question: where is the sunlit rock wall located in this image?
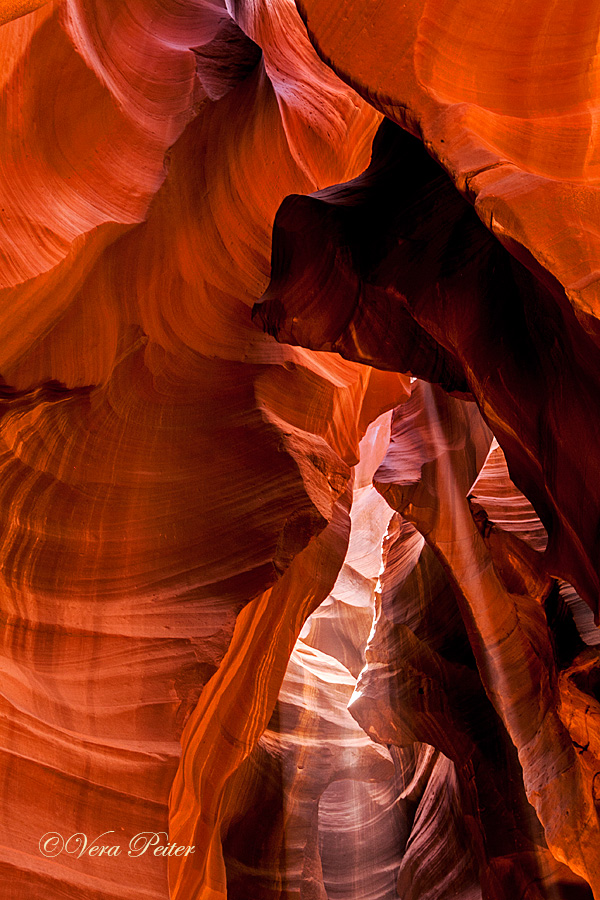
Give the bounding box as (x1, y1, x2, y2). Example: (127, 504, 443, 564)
(1, 0, 600, 898)
(0, 1, 407, 897)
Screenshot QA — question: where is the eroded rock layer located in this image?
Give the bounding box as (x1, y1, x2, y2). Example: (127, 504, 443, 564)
(0, 2, 409, 898)
(255, 115, 600, 625)
(369, 383, 600, 895)
(2, 0, 600, 898)
(186, 416, 397, 900)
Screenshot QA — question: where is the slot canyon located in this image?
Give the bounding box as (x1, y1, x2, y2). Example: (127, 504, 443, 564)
(0, 0, 600, 898)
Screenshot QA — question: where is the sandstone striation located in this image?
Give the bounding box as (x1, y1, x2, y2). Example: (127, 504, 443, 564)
(361, 384, 600, 896)
(0, 2, 407, 898)
(255, 116, 600, 625)
(2, 0, 600, 898)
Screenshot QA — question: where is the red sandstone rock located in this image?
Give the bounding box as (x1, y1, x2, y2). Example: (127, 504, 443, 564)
(371, 382, 600, 894)
(256, 115, 600, 627)
(0, 3, 407, 898)
(2, 0, 600, 898)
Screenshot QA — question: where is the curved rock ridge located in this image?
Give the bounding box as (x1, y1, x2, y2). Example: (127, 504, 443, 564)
(298, 412, 396, 678)
(0, 0, 380, 359)
(0, 2, 410, 898)
(168, 492, 353, 900)
(218, 412, 488, 900)
(254, 115, 600, 625)
(470, 442, 600, 648)
(319, 743, 481, 900)
(222, 639, 395, 900)
(3, 1, 600, 899)
(167, 411, 406, 900)
(353, 509, 595, 899)
(0, 0, 49, 26)
(294, 0, 600, 334)
(365, 381, 600, 895)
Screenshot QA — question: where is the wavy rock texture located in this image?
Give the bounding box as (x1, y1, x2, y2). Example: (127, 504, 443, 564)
(253, 88, 600, 900)
(293, 0, 600, 308)
(175, 415, 399, 900)
(0, 0, 48, 26)
(0, 2, 411, 899)
(221, 639, 395, 900)
(219, 414, 487, 900)
(4, 0, 600, 899)
(368, 382, 600, 894)
(470, 442, 600, 649)
(255, 55, 600, 626)
(353, 503, 595, 899)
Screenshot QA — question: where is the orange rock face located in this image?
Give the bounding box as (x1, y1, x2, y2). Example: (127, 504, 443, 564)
(0, 2, 406, 897)
(256, 116, 600, 625)
(2, 0, 600, 899)
(371, 384, 600, 895)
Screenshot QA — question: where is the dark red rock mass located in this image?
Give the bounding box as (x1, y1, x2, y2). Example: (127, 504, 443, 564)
(0, 0, 599, 898)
